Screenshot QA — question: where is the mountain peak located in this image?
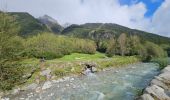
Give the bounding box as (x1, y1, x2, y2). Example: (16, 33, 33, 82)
(38, 15, 63, 33)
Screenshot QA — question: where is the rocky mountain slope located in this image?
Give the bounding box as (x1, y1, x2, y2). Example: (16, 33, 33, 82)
(38, 15, 63, 33)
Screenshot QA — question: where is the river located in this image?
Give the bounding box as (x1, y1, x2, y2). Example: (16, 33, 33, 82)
(5, 63, 160, 100)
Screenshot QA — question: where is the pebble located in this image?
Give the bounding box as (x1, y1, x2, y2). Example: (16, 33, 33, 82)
(2, 98, 9, 100)
(66, 84, 70, 87)
(70, 78, 75, 81)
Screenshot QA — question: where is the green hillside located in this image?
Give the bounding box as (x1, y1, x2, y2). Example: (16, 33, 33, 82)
(38, 15, 63, 33)
(62, 23, 170, 45)
(9, 12, 49, 36)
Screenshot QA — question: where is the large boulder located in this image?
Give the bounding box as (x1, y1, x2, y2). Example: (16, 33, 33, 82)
(141, 94, 154, 100)
(162, 66, 170, 73)
(151, 79, 169, 90)
(144, 85, 170, 100)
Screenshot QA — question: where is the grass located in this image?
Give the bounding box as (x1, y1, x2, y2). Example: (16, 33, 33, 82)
(48, 52, 107, 62)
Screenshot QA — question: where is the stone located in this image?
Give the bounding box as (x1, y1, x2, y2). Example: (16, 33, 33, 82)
(151, 79, 169, 90)
(141, 94, 154, 100)
(1, 97, 9, 100)
(159, 72, 170, 84)
(40, 69, 51, 76)
(162, 66, 170, 73)
(70, 78, 74, 81)
(42, 81, 52, 90)
(145, 85, 170, 100)
(22, 73, 32, 78)
(25, 83, 38, 90)
(66, 84, 70, 87)
(11, 88, 20, 95)
(35, 87, 41, 93)
(92, 67, 97, 72)
(63, 77, 70, 81)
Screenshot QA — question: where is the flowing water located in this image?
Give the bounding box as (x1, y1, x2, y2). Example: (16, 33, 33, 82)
(6, 63, 160, 100)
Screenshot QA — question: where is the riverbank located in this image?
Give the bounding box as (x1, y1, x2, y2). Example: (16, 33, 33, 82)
(141, 65, 170, 100)
(2, 63, 159, 100)
(0, 53, 140, 98)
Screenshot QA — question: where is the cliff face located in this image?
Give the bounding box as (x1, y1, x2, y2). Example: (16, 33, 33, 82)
(141, 65, 170, 100)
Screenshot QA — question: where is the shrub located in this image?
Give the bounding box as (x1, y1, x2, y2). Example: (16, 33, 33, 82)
(25, 33, 96, 59)
(151, 58, 168, 69)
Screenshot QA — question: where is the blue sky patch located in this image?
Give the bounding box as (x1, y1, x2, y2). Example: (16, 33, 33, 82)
(119, 0, 164, 17)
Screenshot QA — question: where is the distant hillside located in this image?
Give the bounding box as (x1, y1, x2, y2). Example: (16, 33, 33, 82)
(38, 15, 63, 33)
(62, 23, 170, 45)
(9, 12, 49, 36)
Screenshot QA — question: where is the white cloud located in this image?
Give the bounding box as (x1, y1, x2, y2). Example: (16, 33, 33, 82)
(150, 0, 170, 37)
(0, 0, 169, 37)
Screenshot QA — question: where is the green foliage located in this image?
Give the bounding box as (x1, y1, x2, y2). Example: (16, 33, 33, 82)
(106, 38, 117, 57)
(62, 23, 170, 45)
(54, 68, 67, 77)
(0, 61, 24, 90)
(145, 41, 167, 58)
(24, 33, 96, 59)
(9, 12, 49, 36)
(0, 12, 25, 91)
(97, 56, 140, 69)
(151, 58, 168, 69)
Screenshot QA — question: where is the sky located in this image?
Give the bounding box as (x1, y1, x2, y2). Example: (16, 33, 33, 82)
(0, 0, 170, 37)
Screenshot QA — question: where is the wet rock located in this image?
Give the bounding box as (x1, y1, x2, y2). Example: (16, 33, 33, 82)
(42, 81, 52, 90)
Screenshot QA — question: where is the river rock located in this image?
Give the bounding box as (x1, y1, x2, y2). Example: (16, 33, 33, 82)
(141, 94, 154, 100)
(151, 79, 169, 90)
(40, 68, 51, 76)
(42, 81, 52, 90)
(25, 83, 38, 90)
(92, 67, 97, 72)
(159, 72, 170, 84)
(145, 85, 170, 100)
(11, 88, 20, 95)
(162, 66, 170, 73)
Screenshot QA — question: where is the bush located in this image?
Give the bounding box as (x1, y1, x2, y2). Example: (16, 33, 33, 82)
(151, 58, 168, 69)
(25, 33, 96, 59)
(0, 61, 24, 90)
(145, 41, 167, 58)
